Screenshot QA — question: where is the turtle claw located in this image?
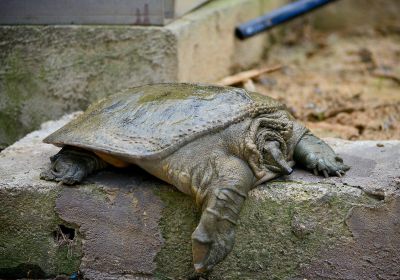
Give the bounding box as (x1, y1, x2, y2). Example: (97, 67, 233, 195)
(191, 208, 236, 273)
(41, 169, 74, 185)
(192, 238, 211, 273)
(191, 229, 234, 273)
(40, 149, 98, 185)
(309, 156, 349, 178)
(59, 172, 84, 185)
(41, 147, 109, 185)
(295, 133, 351, 178)
(41, 161, 85, 185)
(40, 169, 56, 181)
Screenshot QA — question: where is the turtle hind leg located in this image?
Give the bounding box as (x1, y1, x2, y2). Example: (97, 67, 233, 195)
(191, 157, 255, 272)
(40, 146, 107, 185)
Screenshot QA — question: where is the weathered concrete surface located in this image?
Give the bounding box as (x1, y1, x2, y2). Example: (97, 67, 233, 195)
(167, 0, 285, 82)
(0, 114, 399, 279)
(0, 0, 287, 149)
(0, 25, 177, 149)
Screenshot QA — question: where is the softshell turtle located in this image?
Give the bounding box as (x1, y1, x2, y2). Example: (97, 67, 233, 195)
(41, 83, 349, 272)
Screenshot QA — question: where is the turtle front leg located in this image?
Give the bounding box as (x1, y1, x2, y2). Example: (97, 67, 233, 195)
(40, 146, 107, 185)
(294, 132, 350, 177)
(191, 156, 255, 272)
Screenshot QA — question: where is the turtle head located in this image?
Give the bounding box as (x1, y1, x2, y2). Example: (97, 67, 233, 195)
(245, 113, 294, 177)
(261, 141, 293, 175)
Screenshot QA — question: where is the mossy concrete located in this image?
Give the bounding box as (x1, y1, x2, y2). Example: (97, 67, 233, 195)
(0, 0, 288, 149)
(0, 187, 82, 278)
(0, 26, 177, 149)
(154, 181, 383, 279)
(0, 114, 83, 278)
(1, 113, 399, 279)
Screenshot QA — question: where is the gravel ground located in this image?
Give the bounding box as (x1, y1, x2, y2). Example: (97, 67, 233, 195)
(253, 27, 400, 140)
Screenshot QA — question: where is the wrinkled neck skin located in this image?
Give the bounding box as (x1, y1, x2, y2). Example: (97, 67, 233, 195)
(224, 112, 301, 186)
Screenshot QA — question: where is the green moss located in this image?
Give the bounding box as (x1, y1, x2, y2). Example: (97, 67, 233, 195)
(0, 111, 20, 149)
(153, 181, 379, 279)
(153, 187, 200, 279)
(0, 49, 44, 147)
(137, 84, 217, 104)
(0, 25, 179, 148)
(210, 182, 378, 279)
(0, 188, 82, 278)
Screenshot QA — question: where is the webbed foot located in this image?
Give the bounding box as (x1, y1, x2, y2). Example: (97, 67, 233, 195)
(304, 153, 349, 178)
(192, 209, 236, 272)
(40, 147, 106, 185)
(294, 133, 350, 178)
(191, 188, 245, 272)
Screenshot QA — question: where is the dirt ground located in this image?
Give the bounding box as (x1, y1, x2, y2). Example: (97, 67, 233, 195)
(252, 27, 400, 140)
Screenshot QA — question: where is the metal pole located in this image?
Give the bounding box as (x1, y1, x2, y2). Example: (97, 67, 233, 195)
(235, 0, 338, 40)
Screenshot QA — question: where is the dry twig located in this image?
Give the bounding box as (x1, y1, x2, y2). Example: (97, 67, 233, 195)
(243, 79, 256, 91)
(217, 65, 283, 86)
(372, 70, 400, 85)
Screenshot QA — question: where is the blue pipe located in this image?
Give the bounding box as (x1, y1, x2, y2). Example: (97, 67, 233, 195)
(235, 0, 338, 39)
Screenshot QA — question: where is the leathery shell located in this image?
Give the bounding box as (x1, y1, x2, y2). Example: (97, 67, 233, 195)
(44, 83, 284, 160)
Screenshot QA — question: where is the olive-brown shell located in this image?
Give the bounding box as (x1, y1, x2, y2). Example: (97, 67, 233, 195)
(44, 83, 284, 159)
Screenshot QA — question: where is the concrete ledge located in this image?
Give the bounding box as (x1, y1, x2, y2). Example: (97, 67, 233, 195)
(1, 114, 399, 279)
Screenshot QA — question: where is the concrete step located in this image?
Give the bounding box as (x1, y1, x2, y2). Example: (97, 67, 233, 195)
(1, 113, 399, 279)
(0, 0, 287, 148)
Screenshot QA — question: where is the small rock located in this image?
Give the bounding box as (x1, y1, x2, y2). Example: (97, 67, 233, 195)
(291, 215, 316, 239)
